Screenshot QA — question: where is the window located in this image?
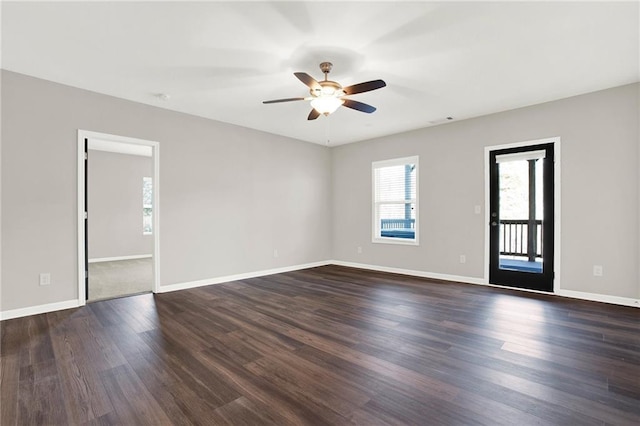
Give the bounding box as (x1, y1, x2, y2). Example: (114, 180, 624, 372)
(372, 156, 418, 244)
(143, 177, 153, 235)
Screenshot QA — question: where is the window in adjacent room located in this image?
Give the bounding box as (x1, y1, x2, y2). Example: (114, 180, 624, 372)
(372, 156, 418, 244)
(143, 176, 153, 235)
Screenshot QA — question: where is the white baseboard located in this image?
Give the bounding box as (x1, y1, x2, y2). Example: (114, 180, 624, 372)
(330, 260, 639, 308)
(159, 260, 333, 293)
(3, 260, 637, 321)
(0, 299, 80, 321)
(331, 260, 486, 286)
(556, 289, 639, 308)
(88, 254, 152, 263)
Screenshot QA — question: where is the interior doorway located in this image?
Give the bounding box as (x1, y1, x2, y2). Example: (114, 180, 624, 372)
(77, 131, 160, 305)
(487, 141, 557, 292)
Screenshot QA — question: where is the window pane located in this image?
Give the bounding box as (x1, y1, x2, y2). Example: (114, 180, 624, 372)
(375, 163, 416, 202)
(143, 177, 152, 234)
(379, 203, 416, 239)
(498, 161, 528, 220)
(143, 177, 153, 207)
(372, 156, 418, 244)
(143, 208, 152, 234)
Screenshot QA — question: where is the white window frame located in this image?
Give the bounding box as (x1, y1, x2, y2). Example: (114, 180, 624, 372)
(372, 155, 419, 245)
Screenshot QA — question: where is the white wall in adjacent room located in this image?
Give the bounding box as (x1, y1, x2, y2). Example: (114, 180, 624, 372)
(88, 150, 153, 260)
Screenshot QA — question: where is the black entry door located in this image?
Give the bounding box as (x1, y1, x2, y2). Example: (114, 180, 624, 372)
(489, 143, 554, 292)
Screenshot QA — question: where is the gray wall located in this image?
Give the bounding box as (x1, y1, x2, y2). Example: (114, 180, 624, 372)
(1, 70, 332, 311)
(1, 69, 638, 313)
(88, 150, 153, 260)
(332, 83, 640, 299)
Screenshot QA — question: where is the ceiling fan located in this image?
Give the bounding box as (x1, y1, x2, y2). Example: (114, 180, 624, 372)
(263, 62, 386, 120)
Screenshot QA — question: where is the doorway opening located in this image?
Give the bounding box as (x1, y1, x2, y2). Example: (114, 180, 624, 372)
(486, 139, 559, 292)
(77, 131, 160, 305)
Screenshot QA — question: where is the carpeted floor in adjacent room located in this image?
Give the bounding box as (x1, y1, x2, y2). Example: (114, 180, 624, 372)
(88, 258, 153, 301)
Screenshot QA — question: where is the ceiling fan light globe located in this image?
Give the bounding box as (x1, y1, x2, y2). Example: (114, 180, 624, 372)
(310, 97, 344, 115)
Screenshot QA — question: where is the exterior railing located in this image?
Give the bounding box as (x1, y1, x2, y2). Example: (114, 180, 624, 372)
(380, 218, 415, 239)
(500, 219, 542, 262)
(381, 218, 415, 229)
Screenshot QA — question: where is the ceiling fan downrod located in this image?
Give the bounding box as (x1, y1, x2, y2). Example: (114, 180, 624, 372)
(319, 62, 333, 81)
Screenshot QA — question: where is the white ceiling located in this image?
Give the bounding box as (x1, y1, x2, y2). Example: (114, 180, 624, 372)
(2, 1, 639, 146)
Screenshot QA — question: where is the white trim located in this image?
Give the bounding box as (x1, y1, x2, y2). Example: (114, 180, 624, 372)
(89, 139, 152, 157)
(555, 140, 562, 293)
(88, 254, 153, 264)
(2, 262, 636, 320)
(78, 130, 161, 305)
(372, 156, 419, 169)
(77, 137, 84, 306)
(331, 260, 486, 286)
(483, 137, 561, 292)
(331, 260, 638, 308)
(371, 236, 419, 246)
(152, 142, 160, 294)
(158, 260, 333, 293)
(556, 289, 640, 308)
(495, 149, 546, 163)
(476, 279, 637, 308)
(0, 300, 80, 321)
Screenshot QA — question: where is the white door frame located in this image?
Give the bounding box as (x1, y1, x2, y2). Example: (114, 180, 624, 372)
(77, 130, 160, 305)
(483, 137, 561, 293)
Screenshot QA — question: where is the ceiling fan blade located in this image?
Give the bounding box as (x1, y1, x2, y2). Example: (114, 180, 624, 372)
(342, 99, 377, 114)
(294, 72, 321, 91)
(307, 109, 321, 120)
(343, 79, 387, 95)
(262, 97, 306, 104)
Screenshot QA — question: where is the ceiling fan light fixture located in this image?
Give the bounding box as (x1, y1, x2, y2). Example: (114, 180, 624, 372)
(321, 86, 335, 96)
(310, 96, 344, 115)
(318, 80, 342, 96)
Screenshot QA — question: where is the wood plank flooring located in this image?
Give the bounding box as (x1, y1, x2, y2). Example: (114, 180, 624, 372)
(1, 265, 639, 425)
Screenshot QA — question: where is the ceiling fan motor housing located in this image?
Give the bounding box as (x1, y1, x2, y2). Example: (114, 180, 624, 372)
(319, 62, 333, 74)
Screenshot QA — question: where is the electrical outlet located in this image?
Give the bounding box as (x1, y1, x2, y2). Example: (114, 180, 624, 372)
(474, 205, 481, 215)
(273, 249, 279, 258)
(39, 273, 51, 286)
(593, 265, 603, 277)
(357, 246, 362, 254)
(459, 255, 466, 264)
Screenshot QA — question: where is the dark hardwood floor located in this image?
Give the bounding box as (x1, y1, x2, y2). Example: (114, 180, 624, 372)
(2, 265, 639, 425)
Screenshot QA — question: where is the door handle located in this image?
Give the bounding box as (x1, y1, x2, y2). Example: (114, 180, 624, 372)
(491, 221, 498, 226)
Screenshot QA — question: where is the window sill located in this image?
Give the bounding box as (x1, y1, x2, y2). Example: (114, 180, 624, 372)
(372, 237, 419, 246)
